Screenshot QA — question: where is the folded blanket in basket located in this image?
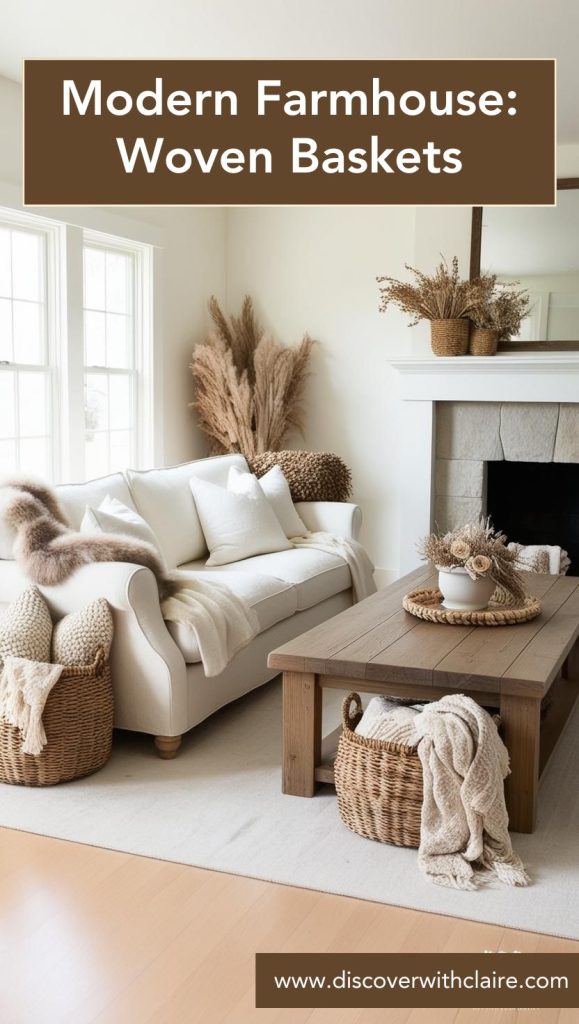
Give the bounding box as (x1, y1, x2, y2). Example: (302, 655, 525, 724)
(351, 693, 528, 890)
(508, 542, 571, 576)
(354, 696, 422, 745)
(0, 656, 63, 755)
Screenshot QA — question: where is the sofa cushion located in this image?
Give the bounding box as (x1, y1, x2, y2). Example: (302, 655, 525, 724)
(167, 568, 297, 663)
(56, 473, 136, 529)
(183, 547, 351, 612)
(81, 497, 167, 568)
(190, 468, 291, 567)
(257, 465, 307, 539)
(126, 454, 249, 570)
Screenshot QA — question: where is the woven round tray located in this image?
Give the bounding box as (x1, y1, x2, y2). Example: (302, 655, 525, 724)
(403, 588, 542, 626)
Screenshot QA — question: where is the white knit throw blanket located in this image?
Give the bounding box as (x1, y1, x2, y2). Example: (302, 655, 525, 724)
(161, 574, 260, 678)
(162, 532, 376, 677)
(414, 695, 529, 890)
(291, 532, 377, 602)
(0, 656, 63, 755)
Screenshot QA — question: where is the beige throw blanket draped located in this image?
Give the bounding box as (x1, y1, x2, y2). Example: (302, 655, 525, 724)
(161, 574, 260, 678)
(0, 656, 63, 754)
(291, 532, 377, 602)
(354, 693, 528, 890)
(414, 695, 529, 890)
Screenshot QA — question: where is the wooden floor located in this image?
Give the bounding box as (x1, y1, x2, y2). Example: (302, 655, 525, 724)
(0, 827, 576, 1024)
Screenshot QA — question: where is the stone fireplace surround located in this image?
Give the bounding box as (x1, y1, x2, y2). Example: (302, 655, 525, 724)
(390, 354, 579, 574)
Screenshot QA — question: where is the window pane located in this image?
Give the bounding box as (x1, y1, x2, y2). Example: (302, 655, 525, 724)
(109, 430, 132, 471)
(18, 372, 48, 437)
(84, 247, 106, 309)
(85, 432, 108, 480)
(85, 374, 108, 433)
(0, 438, 16, 471)
(106, 252, 131, 314)
(0, 372, 15, 437)
(0, 298, 12, 361)
(106, 313, 131, 368)
(0, 229, 10, 297)
(11, 230, 43, 302)
(19, 437, 49, 478)
(108, 374, 132, 429)
(84, 310, 106, 366)
(12, 300, 44, 364)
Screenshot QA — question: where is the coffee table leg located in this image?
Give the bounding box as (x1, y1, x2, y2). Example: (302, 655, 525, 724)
(500, 692, 541, 834)
(282, 671, 321, 797)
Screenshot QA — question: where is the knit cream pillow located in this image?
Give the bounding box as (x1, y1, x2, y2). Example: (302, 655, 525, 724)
(52, 598, 113, 667)
(0, 586, 53, 668)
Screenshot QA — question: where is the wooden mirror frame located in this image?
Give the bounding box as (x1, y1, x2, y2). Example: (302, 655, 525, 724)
(469, 179, 579, 352)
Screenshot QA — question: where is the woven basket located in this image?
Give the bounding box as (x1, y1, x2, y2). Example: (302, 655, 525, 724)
(0, 649, 114, 786)
(430, 319, 470, 357)
(334, 693, 423, 848)
(469, 327, 499, 356)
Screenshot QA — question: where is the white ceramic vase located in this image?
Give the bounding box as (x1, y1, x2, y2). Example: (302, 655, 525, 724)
(437, 566, 495, 612)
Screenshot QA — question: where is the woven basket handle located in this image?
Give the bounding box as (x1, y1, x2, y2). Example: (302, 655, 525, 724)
(342, 692, 363, 732)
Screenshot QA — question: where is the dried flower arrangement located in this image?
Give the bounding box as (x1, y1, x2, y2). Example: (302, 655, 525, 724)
(190, 296, 314, 459)
(470, 282, 530, 341)
(376, 257, 481, 325)
(417, 519, 529, 603)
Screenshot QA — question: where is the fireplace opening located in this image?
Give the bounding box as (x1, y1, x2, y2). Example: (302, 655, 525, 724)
(487, 462, 579, 576)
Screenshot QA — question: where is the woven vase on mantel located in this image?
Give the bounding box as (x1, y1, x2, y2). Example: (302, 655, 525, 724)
(469, 327, 499, 356)
(429, 318, 470, 357)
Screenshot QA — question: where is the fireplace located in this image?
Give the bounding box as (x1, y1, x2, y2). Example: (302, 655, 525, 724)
(487, 462, 579, 575)
(390, 354, 579, 574)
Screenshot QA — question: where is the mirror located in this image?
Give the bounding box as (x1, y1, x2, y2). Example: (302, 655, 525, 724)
(470, 180, 579, 349)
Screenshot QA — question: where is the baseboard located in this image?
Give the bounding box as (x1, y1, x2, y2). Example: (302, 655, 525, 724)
(373, 567, 399, 589)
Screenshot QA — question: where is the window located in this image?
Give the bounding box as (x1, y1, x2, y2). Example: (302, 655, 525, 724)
(83, 243, 137, 479)
(0, 222, 54, 478)
(0, 208, 153, 483)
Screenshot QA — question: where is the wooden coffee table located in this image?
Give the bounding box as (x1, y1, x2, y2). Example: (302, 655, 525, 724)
(268, 566, 579, 833)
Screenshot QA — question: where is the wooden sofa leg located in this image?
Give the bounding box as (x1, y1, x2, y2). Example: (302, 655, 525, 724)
(154, 735, 182, 760)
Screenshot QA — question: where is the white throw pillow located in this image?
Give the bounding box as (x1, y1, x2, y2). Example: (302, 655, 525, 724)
(80, 496, 166, 568)
(190, 468, 291, 566)
(0, 487, 17, 559)
(257, 465, 307, 539)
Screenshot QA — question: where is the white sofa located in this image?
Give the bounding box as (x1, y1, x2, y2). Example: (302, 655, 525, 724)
(0, 454, 362, 757)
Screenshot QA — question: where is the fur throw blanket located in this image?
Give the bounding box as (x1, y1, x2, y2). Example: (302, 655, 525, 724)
(2, 479, 178, 601)
(1, 479, 259, 677)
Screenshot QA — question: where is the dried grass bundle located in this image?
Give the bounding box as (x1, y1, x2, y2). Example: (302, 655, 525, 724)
(377, 257, 481, 325)
(418, 519, 530, 603)
(470, 283, 530, 341)
(190, 297, 314, 458)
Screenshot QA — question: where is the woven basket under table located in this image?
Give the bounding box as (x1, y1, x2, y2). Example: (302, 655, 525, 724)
(334, 693, 423, 848)
(0, 649, 114, 786)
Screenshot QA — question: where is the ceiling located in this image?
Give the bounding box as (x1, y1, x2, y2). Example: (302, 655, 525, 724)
(2, 0, 578, 142)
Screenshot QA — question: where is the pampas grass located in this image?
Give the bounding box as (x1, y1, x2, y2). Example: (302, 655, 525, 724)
(190, 297, 314, 458)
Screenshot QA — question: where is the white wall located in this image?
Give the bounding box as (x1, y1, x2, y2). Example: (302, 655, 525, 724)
(225, 206, 472, 577)
(0, 73, 225, 469)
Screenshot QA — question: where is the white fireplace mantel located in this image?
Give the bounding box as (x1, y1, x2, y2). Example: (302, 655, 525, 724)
(390, 354, 579, 403)
(390, 354, 579, 574)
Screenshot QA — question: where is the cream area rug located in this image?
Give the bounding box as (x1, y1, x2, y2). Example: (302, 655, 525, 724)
(0, 679, 578, 940)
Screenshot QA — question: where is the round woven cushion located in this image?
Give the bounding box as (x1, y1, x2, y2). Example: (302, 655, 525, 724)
(52, 598, 114, 666)
(250, 451, 352, 503)
(0, 586, 52, 668)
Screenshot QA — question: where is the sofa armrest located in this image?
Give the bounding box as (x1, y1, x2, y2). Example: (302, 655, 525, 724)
(295, 501, 362, 541)
(0, 561, 187, 736)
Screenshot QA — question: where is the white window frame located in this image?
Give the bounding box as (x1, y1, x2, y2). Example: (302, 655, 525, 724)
(0, 206, 154, 483)
(0, 207, 62, 480)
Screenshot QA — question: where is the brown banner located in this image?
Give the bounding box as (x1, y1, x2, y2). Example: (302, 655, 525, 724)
(255, 953, 579, 1009)
(23, 59, 555, 206)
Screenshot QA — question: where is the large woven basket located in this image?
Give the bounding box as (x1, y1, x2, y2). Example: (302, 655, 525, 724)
(334, 693, 423, 848)
(430, 318, 469, 357)
(0, 649, 114, 786)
